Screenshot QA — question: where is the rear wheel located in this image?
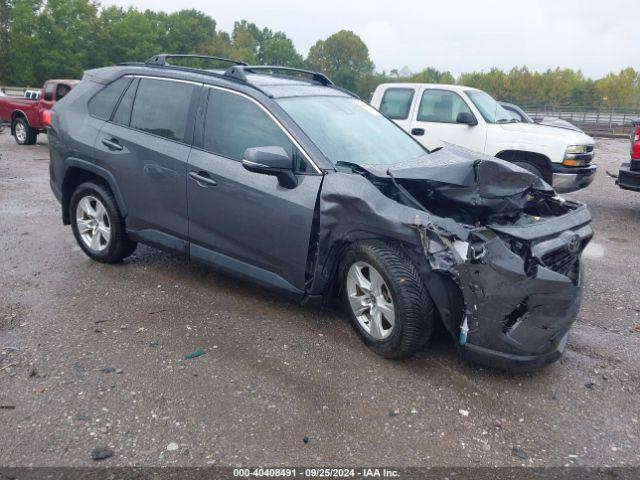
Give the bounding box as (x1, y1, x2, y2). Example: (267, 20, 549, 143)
(12, 117, 37, 145)
(70, 182, 137, 263)
(340, 241, 435, 359)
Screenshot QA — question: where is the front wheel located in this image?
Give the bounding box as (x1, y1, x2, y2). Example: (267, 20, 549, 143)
(340, 241, 435, 359)
(12, 117, 37, 145)
(70, 182, 137, 263)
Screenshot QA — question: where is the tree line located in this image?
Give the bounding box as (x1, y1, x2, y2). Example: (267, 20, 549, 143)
(1, 0, 638, 108)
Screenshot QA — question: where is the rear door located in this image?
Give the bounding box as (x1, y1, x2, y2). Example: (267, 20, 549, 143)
(187, 86, 323, 294)
(410, 87, 487, 152)
(94, 76, 200, 252)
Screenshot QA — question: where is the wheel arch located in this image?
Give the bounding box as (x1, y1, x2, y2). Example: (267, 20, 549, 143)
(10, 109, 29, 135)
(494, 149, 553, 184)
(60, 159, 128, 225)
(319, 236, 464, 338)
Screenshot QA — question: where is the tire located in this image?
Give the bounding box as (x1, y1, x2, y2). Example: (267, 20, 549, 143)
(340, 241, 435, 359)
(12, 117, 37, 145)
(69, 182, 137, 263)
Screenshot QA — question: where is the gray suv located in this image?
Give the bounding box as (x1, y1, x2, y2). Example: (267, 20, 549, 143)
(49, 54, 593, 370)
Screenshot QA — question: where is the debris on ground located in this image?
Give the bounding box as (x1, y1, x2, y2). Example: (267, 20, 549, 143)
(388, 409, 399, 417)
(585, 382, 595, 389)
(183, 348, 205, 360)
(512, 447, 529, 460)
(0, 405, 15, 410)
(91, 446, 114, 461)
(166, 442, 179, 451)
(101, 367, 115, 374)
(459, 409, 470, 417)
(149, 341, 159, 347)
(303, 436, 309, 444)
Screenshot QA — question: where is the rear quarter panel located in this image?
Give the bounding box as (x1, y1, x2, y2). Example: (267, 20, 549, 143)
(48, 80, 107, 192)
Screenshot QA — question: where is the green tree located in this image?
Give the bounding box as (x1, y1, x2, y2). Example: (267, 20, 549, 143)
(306, 30, 374, 95)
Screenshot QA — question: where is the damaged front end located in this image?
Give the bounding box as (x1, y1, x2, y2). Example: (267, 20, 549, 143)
(318, 145, 592, 370)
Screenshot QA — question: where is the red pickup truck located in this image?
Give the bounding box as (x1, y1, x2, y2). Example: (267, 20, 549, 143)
(0, 79, 79, 145)
(617, 119, 640, 191)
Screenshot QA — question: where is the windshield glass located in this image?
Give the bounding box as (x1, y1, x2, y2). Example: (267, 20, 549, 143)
(466, 90, 513, 123)
(277, 96, 425, 166)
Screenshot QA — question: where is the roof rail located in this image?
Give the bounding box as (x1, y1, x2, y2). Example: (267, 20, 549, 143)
(145, 54, 247, 67)
(224, 65, 333, 86)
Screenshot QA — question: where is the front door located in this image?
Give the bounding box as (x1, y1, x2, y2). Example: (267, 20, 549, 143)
(187, 87, 322, 293)
(410, 87, 487, 153)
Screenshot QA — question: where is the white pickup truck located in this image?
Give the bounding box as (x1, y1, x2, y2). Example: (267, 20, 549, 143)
(371, 83, 596, 193)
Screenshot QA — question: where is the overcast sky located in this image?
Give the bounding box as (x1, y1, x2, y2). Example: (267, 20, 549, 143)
(102, 0, 637, 79)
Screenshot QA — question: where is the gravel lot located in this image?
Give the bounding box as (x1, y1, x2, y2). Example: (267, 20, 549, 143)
(0, 132, 639, 468)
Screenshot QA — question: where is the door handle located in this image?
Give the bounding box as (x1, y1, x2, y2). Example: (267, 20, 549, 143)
(189, 170, 218, 187)
(411, 128, 425, 136)
(101, 138, 123, 151)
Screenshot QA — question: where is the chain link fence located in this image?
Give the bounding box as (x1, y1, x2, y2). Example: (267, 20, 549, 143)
(522, 105, 640, 136)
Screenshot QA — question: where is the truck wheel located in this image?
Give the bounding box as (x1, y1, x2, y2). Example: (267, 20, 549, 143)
(70, 182, 137, 263)
(13, 117, 37, 145)
(340, 241, 435, 359)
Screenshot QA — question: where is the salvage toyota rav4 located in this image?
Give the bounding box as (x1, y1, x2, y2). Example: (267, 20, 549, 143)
(48, 55, 593, 370)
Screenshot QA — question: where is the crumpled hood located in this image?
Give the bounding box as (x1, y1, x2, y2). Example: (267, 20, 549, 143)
(363, 145, 555, 221)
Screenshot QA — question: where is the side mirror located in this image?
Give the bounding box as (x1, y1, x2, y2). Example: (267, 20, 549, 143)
(242, 146, 298, 189)
(456, 111, 477, 126)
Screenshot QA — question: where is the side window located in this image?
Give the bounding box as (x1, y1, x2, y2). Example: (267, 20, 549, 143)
(56, 84, 71, 100)
(379, 88, 414, 120)
(204, 88, 294, 162)
(43, 83, 55, 102)
(129, 78, 196, 142)
(88, 77, 131, 120)
(112, 78, 138, 126)
(417, 90, 473, 123)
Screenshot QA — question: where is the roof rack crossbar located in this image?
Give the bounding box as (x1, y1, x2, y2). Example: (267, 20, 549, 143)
(224, 65, 334, 86)
(145, 54, 247, 67)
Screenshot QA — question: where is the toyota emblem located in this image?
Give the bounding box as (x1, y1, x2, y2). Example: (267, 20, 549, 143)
(567, 234, 581, 254)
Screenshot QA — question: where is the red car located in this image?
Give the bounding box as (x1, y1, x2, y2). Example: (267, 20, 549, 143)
(0, 79, 79, 145)
(617, 119, 640, 191)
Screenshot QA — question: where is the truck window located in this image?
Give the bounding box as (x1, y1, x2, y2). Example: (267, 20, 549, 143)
(88, 77, 131, 120)
(417, 90, 472, 123)
(43, 83, 55, 102)
(56, 84, 71, 100)
(203, 88, 293, 162)
(129, 78, 196, 142)
(379, 88, 414, 120)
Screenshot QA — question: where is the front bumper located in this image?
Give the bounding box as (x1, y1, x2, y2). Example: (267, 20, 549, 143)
(617, 161, 640, 192)
(552, 164, 596, 193)
(461, 332, 568, 372)
(443, 210, 591, 372)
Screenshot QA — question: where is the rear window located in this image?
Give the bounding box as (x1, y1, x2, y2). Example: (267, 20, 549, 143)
(379, 88, 414, 120)
(88, 77, 131, 120)
(129, 78, 196, 142)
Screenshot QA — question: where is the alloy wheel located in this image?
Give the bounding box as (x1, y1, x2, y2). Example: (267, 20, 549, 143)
(75, 196, 111, 252)
(346, 261, 395, 340)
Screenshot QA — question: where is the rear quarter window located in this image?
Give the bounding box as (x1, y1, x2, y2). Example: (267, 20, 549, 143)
(88, 77, 132, 120)
(379, 88, 415, 120)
